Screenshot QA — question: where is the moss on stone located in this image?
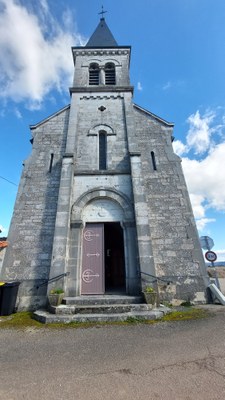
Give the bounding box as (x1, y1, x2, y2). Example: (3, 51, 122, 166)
(0, 312, 43, 329)
(0, 307, 208, 330)
(159, 308, 208, 322)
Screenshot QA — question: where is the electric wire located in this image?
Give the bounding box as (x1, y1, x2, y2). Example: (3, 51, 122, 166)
(0, 175, 18, 186)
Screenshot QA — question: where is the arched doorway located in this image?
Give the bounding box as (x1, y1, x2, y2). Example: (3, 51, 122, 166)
(70, 189, 140, 297)
(81, 199, 126, 295)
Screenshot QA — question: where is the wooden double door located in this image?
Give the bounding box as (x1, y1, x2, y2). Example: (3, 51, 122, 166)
(81, 223, 125, 295)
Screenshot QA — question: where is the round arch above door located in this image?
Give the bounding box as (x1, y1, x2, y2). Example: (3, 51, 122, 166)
(82, 198, 124, 223)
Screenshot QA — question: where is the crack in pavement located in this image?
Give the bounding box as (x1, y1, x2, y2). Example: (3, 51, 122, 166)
(74, 353, 225, 381)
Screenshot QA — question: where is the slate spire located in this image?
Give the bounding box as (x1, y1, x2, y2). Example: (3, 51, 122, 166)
(86, 17, 118, 47)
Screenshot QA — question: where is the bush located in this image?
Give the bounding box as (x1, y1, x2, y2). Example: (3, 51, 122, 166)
(49, 288, 64, 295)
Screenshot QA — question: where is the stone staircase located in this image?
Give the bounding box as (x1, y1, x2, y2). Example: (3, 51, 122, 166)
(33, 295, 171, 323)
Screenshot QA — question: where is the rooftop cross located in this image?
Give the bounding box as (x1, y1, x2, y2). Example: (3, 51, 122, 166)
(98, 5, 107, 19)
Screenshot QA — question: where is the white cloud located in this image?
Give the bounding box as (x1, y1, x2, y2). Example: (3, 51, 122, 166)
(189, 194, 215, 231)
(172, 140, 188, 156)
(196, 218, 216, 232)
(162, 80, 186, 92)
(14, 108, 22, 119)
(186, 110, 216, 154)
(189, 194, 206, 219)
(173, 108, 225, 231)
(0, 0, 86, 109)
(182, 142, 225, 211)
(215, 250, 225, 262)
(39, 0, 49, 14)
(173, 109, 220, 156)
(162, 81, 171, 90)
(137, 81, 143, 91)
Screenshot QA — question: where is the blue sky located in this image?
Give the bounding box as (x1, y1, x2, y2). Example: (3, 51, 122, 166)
(0, 0, 225, 260)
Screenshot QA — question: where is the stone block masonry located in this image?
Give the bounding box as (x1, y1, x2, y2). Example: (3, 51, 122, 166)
(1, 107, 70, 310)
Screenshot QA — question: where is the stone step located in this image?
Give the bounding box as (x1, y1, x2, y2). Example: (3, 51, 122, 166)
(62, 295, 143, 306)
(49, 303, 151, 315)
(33, 306, 171, 324)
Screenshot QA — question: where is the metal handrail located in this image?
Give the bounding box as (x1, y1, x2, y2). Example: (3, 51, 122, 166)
(36, 272, 70, 289)
(141, 271, 172, 284)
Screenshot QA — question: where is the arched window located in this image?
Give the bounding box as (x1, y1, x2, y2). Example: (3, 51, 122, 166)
(105, 63, 116, 85)
(89, 63, 99, 85)
(99, 131, 107, 170)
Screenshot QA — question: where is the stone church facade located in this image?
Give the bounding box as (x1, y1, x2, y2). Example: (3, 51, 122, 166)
(1, 18, 207, 310)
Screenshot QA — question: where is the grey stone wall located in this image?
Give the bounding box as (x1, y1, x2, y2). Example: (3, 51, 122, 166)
(1, 107, 69, 310)
(133, 106, 207, 303)
(74, 95, 130, 172)
(73, 175, 133, 203)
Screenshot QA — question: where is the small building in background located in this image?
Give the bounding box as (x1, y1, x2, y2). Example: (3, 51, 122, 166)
(0, 238, 8, 275)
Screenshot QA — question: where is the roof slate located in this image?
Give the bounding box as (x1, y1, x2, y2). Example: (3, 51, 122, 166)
(86, 18, 118, 47)
(0, 241, 8, 249)
(133, 104, 174, 127)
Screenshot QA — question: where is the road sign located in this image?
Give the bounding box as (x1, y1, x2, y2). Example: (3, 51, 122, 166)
(200, 236, 214, 250)
(205, 251, 217, 262)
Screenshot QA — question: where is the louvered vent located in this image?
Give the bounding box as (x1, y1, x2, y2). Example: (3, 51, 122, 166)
(105, 63, 115, 85)
(89, 63, 99, 85)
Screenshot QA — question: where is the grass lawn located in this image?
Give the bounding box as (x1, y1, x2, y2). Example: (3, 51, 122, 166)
(0, 307, 209, 330)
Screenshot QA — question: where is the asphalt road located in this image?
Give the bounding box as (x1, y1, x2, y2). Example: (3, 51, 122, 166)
(1, 308, 225, 400)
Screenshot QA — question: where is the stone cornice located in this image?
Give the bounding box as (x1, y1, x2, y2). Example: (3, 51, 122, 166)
(72, 47, 131, 58)
(71, 47, 131, 66)
(69, 86, 134, 94)
(74, 170, 130, 176)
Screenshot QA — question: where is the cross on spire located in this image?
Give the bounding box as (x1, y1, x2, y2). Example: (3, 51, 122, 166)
(98, 5, 107, 19)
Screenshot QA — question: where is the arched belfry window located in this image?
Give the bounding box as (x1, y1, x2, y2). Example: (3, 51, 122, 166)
(99, 131, 107, 170)
(105, 63, 116, 85)
(89, 63, 99, 85)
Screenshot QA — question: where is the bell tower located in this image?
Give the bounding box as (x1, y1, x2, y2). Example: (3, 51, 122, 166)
(72, 16, 131, 89)
(48, 15, 145, 298)
(63, 16, 135, 172)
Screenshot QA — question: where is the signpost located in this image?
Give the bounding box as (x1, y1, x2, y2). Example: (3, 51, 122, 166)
(205, 251, 217, 263)
(200, 236, 214, 251)
(200, 236, 220, 290)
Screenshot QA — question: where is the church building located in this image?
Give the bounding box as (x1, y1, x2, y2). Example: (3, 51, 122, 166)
(1, 16, 207, 310)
